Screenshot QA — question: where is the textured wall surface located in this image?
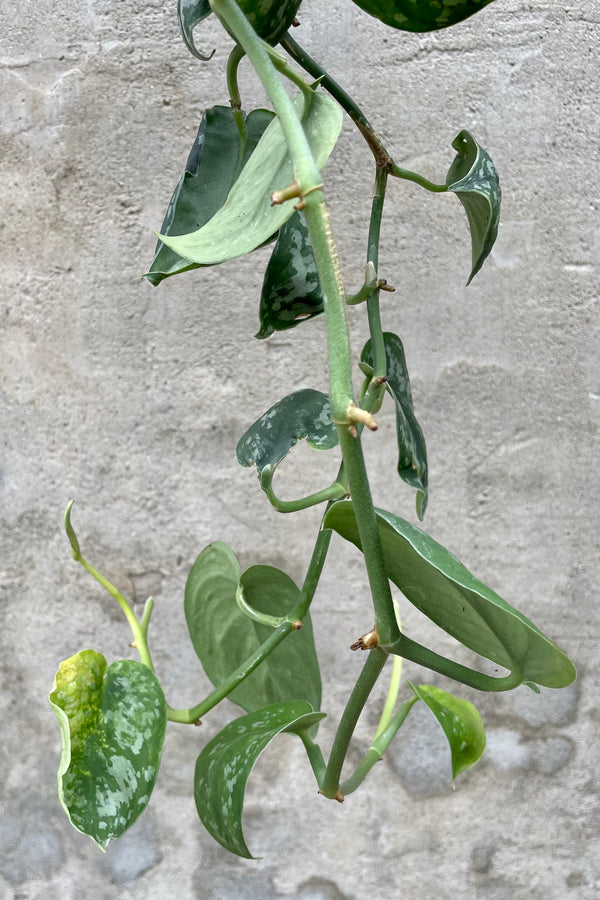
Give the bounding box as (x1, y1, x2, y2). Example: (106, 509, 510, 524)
(1, 0, 599, 897)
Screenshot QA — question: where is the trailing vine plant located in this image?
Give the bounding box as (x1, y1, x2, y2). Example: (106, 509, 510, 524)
(50, 0, 577, 858)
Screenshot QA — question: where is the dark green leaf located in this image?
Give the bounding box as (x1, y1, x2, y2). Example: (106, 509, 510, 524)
(409, 682, 486, 779)
(349, 0, 496, 33)
(323, 501, 576, 690)
(184, 543, 321, 712)
(360, 332, 428, 519)
(178, 0, 213, 61)
(236, 389, 339, 478)
(446, 130, 501, 284)
(256, 210, 324, 339)
(49, 650, 167, 850)
(195, 701, 325, 857)
(156, 92, 342, 266)
(144, 107, 275, 285)
(235, 0, 303, 44)
(179, 0, 302, 53)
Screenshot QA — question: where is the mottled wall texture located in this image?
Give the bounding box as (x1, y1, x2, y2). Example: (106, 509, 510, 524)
(1, 0, 598, 897)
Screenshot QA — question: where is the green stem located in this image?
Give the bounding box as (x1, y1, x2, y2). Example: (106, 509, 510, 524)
(227, 44, 248, 163)
(77, 556, 154, 671)
(236, 582, 285, 628)
(390, 163, 447, 193)
(336, 425, 399, 647)
(320, 648, 387, 798)
(387, 632, 525, 692)
(366, 165, 388, 380)
(375, 649, 403, 738)
(261, 466, 347, 513)
(262, 43, 315, 114)
(167, 622, 294, 723)
(212, 0, 398, 647)
(340, 696, 417, 795)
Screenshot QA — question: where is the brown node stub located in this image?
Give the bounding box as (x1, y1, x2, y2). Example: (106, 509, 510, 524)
(350, 627, 379, 651)
(292, 620, 304, 630)
(271, 179, 301, 206)
(193, 718, 203, 727)
(373, 375, 387, 386)
(378, 279, 396, 292)
(335, 790, 345, 803)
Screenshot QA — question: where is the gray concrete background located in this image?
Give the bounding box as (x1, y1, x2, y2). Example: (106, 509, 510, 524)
(1, 0, 598, 897)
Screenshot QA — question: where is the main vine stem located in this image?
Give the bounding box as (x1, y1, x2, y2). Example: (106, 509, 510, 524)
(209, 0, 399, 653)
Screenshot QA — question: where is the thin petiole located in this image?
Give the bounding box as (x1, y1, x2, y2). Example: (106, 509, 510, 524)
(320, 648, 388, 799)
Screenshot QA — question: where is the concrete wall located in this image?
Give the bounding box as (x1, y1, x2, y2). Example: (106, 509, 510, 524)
(1, 0, 598, 897)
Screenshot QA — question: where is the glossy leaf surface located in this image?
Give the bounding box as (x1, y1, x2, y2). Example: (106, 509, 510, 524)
(50, 651, 167, 850)
(184, 543, 321, 712)
(446, 130, 501, 284)
(178, 0, 213, 60)
(257, 210, 323, 339)
(410, 683, 486, 779)
(350, 0, 495, 32)
(360, 332, 428, 519)
(145, 106, 275, 285)
(323, 501, 576, 689)
(236, 389, 338, 477)
(179, 0, 302, 54)
(157, 92, 343, 266)
(195, 701, 325, 857)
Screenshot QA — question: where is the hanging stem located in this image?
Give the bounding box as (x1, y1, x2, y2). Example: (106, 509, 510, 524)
(320, 648, 388, 798)
(365, 165, 389, 380)
(64, 501, 154, 671)
(340, 696, 417, 796)
(210, 0, 400, 651)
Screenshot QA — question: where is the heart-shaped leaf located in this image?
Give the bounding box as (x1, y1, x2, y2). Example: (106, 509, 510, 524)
(360, 332, 428, 519)
(349, 0, 496, 33)
(178, 0, 213, 61)
(184, 543, 321, 712)
(144, 106, 275, 285)
(256, 210, 324, 339)
(446, 130, 501, 284)
(323, 501, 576, 691)
(156, 92, 343, 266)
(49, 650, 167, 850)
(194, 701, 325, 857)
(236, 388, 339, 478)
(409, 683, 486, 779)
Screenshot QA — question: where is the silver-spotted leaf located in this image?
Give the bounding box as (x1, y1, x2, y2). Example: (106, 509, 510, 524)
(178, 0, 213, 60)
(350, 0, 496, 32)
(236, 389, 339, 478)
(49, 650, 167, 850)
(156, 92, 342, 266)
(145, 106, 275, 285)
(409, 682, 486, 779)
(180, 0, 302, 54)
(184, 543, 321, 712)
(257, 210, 323, 339)
(446, 130, 501, 284)
(323, 501, 576, 691)
(194, 701, 325, 857)
(360, 332, 428, 519)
